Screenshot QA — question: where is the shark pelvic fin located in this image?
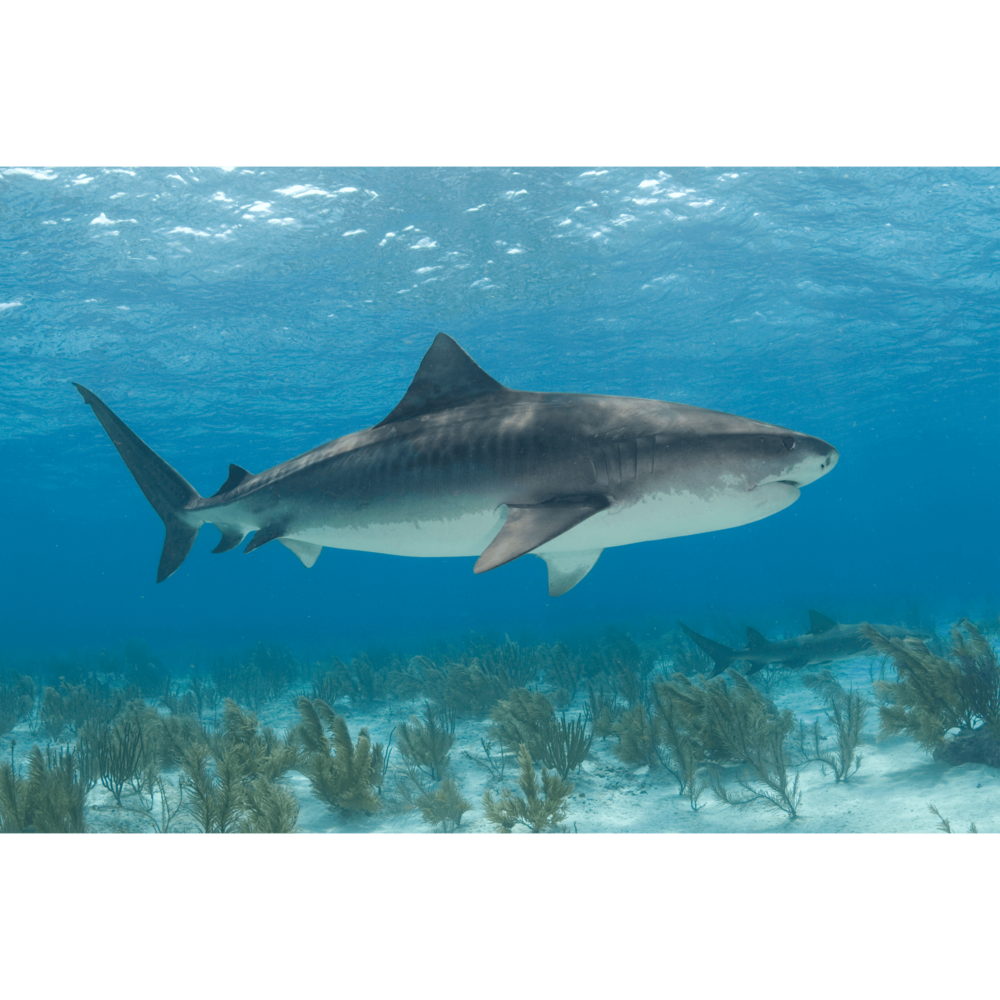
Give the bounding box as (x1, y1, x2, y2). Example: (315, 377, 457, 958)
(474, 495, 611, 574)
(212, 526, 246, 554)
(678, 623, 737, 678)
(212, 464, 253, 497)
(375, 333, 509, 427)
(73, 383, 202, 583)
(746, 627, 771, 650)
(808, 609, 838, 634)
(535, 549, 603, 597)
(279, 538, 322, 568)
(244, 523, 286, 554)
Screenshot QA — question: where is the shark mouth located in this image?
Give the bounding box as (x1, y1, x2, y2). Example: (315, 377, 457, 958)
(750, 479, 802, 491)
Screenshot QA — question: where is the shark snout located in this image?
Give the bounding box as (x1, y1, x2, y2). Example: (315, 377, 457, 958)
(790, 435, 838, 486)
(754, 434, 838, 489)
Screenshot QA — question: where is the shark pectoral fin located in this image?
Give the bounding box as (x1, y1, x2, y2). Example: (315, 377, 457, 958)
(212, 526, 246, 554)
(808, 609, 838, 634)
(279, 538, 322, 568)
(535, 549, 603, 597)
(211, 464, 254, 497)
(244, 523, 286, 554)
(473, 495, 611, 574)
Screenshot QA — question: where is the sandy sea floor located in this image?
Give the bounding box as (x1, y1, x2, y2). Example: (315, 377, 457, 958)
(6, 651, 996, 835)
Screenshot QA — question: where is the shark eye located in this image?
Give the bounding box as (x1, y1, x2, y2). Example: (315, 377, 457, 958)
(782, 436, 795, 451)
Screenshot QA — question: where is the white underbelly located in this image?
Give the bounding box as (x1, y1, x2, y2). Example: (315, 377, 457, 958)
(286, 482, 799, 559)
(539, 482, 800, 552)
(291, 508, 506, 558)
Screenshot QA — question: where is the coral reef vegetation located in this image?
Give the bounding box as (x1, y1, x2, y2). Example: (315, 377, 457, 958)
(482, 744, 574, 832)
(866, 619, 1000, 767)
(489, 689, 592, 779)
(2, 614, 995, 833)
(798, 671, 868, 781)
(928, 803, 978, 834)
(397, 701, 455, 780)
(211, 642, 299, 711)
(1, 747, 87, 833)
(414, 777, 472, 832)
(294, 697, 387, 816)
(0, 673, 35, 739)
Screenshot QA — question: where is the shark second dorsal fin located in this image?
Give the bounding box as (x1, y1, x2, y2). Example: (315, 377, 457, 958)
(212, 464, 253, 497)
(374, 333, 509, 427)
(808, 609, 839, 634)
(746, 627, 771, 650)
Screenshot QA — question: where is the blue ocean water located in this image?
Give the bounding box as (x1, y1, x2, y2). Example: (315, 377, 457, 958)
(2, 166, 997, 665)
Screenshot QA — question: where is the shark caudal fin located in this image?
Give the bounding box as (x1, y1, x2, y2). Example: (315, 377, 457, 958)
(73, 384, 201, 583)
(677, 623, 738, 677)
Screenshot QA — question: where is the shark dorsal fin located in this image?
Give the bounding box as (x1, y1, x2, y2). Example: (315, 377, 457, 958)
(212, 464, 253, 497)
(746, 627, 771, 650)
(374, 333, 508, 427)
(808, 609, 839, 634)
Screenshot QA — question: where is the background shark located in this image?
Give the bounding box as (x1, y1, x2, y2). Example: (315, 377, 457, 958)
(679, 611, 931, 676)
(74, 333, 838, 596)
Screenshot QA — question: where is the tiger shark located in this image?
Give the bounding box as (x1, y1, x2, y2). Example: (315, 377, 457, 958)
(679, 611, 931, 677)
(73, 333, 838, 595)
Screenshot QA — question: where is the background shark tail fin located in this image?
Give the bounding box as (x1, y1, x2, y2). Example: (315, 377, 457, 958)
(677, 622, 737, 677)
(73, 383, 201, 582)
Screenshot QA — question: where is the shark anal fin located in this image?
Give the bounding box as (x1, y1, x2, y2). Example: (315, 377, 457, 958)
(535, 549, 603, 597)
(474, 495, 611, 574)
(808, 609, 839, 634)
(212, 464, 253, 497)
(375, 333, 509, 427)
(746, 627, 771, 651)
(212, 526, 246, 554)
(279, 538, 322, 568)
(244, 523, 286, 554)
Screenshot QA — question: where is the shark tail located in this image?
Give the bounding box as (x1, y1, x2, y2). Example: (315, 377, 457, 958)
(73, 383, 201, 583)
(677, 622, 737, 677)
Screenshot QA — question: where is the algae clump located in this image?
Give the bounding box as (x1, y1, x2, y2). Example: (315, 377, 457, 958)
(415, 777, 472, 832)
(397, 701, 455, 780)
(0, 747, 88, 833)
(295, 696, 386, 817)
(865, 619, 1000, 766)
(483, 744, 573, 833)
